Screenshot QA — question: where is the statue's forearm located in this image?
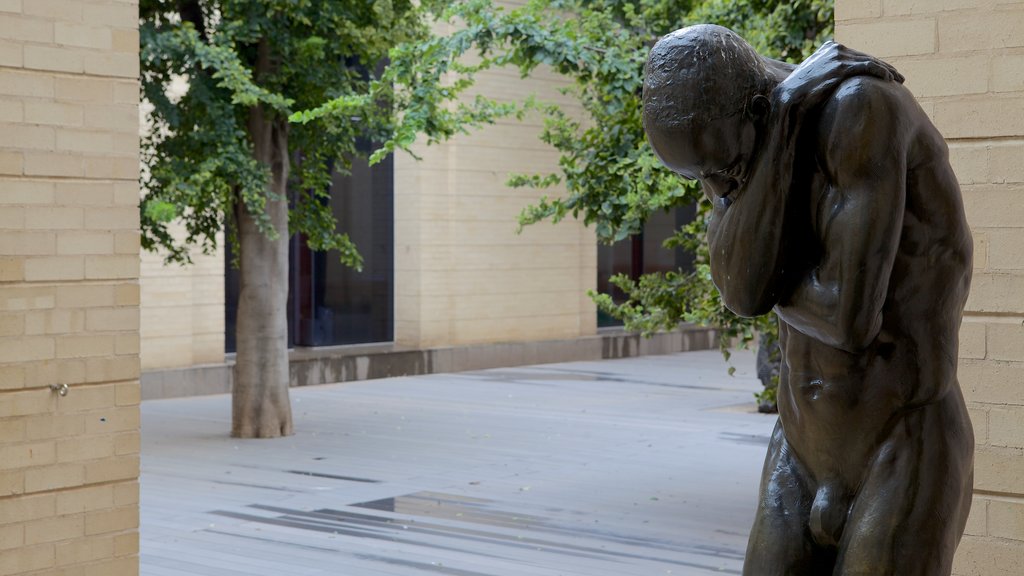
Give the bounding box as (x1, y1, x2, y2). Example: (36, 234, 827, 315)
(776, 264, 884, 353)
(708, 119, 795, 317)
(775, 273, 846, 348)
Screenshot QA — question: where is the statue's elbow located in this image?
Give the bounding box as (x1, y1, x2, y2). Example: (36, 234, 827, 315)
(831, 334, 870, 354)
(712, 261, 782, 319)
(832, 313, 883, 353)
(720, 289, 777, 319)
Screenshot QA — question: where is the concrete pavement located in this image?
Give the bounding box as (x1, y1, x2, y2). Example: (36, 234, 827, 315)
(140, 349, 776, 575)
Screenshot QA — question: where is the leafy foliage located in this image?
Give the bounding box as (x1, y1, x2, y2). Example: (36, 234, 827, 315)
(423, 0, 832, 374)
(140, 0, 515, 268)
(140, 0, 832, 385)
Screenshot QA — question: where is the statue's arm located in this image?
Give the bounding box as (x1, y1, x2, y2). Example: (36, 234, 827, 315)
(705, 64, 836, 317)
(705, 52, 840, 316)
(774, 78, 907, 352)
(775, 42, 903, 107)
(763, 43, 901, 88)
(705, 112, 795, 318)
(705, 44, 903, 318)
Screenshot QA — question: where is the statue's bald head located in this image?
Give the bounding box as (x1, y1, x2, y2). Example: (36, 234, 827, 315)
(643, 25, 773, 132)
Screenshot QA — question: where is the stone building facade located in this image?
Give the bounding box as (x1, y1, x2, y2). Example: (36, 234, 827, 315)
(2, 1, 1010, 574)
(139, 59, 599, 371)
(137, 11, 1024, 572)
(837, 1, 1024, 574)
(138, 4, 714, 397)
(0, 0, 141, 574)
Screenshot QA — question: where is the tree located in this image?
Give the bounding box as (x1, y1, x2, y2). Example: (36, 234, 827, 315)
(422, 0, 833, 407)
(140, 0, 511, 437)
(140, 0, 832, 438)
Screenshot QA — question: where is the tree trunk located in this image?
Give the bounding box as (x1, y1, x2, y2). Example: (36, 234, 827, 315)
(232, 42, 293, 438)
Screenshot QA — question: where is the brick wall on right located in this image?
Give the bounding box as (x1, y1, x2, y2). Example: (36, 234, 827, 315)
(836, 1, 1024, 574)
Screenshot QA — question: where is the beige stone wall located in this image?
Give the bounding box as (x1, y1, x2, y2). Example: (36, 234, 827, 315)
(0, 0, 140, 574)
(140, 237, 224, 370)
(394, 62, 597, 349)
(837, 1, 1024, 573)
(139, 70, 592, 361)
(139, 73, 224, 371)
(394, 0, 595, 350)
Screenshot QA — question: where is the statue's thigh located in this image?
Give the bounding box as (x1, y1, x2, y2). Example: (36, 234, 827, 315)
(835, 400, 974, 576)
(743, 422, 823, 576)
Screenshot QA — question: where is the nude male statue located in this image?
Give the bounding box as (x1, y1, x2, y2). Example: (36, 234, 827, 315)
(642, 25, 974, 575)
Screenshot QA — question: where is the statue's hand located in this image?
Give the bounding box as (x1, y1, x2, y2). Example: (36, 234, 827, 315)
(774, 41, 903, 109)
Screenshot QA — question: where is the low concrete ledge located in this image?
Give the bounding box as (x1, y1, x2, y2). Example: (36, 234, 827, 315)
(141, 324, 719, 401)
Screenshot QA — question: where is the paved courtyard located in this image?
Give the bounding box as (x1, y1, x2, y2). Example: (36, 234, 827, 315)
(140, 350, 776, 575)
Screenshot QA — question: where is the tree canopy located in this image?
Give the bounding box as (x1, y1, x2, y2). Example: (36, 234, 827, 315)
(140, 0, 512, 268)
(410, 0, 834, 359)
(139, 0, 834, 433)
(141, 0, 833, 326)
(139, 0, 519, 436)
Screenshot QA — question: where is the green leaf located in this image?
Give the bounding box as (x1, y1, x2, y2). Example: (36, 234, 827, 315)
(143, 200, 177, 224)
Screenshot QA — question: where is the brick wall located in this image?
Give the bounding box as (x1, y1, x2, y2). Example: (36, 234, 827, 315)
(0, 1, 140, 574)
(138, 74, 223, 372)
(393, 109, 598, 348)
(140, 233, 223, 370)
(837, 1, 1024, 574)
(394, 2, 597, 349)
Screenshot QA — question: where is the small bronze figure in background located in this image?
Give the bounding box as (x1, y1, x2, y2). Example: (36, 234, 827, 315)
(643, 25, 974, 575)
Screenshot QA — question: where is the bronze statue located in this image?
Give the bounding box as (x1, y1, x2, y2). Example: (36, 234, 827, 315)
(643, 25, 974, 575)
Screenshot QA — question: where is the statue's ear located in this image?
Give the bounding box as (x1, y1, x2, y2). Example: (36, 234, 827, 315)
(749, 94, 771, 119)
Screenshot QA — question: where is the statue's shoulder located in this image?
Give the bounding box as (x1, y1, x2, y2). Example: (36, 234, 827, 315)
(824, 74, 911, 119)
(817, 76, 918, 171)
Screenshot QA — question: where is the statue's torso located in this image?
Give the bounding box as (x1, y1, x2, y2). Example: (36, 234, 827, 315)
(776, 81, 973, 490)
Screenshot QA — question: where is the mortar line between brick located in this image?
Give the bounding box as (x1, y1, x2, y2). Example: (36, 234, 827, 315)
(948, 136, 1024, 144)
(1, 66, 139, 82)
(0, 378, 139, 397)
(0, 175, 137, 182)
(0, 279, 139, 288)
(975, 489, 1024, 501)
(0, 175, 138, 183)
(0, 476, 138, 503)
(0, 279, 142, 287)
(964, 312, 1024, 320)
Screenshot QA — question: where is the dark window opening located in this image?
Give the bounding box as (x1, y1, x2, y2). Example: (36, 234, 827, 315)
(225, 151, 394, 352)
(292, 152, 394, 347)
(596, 204, 697, 327)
